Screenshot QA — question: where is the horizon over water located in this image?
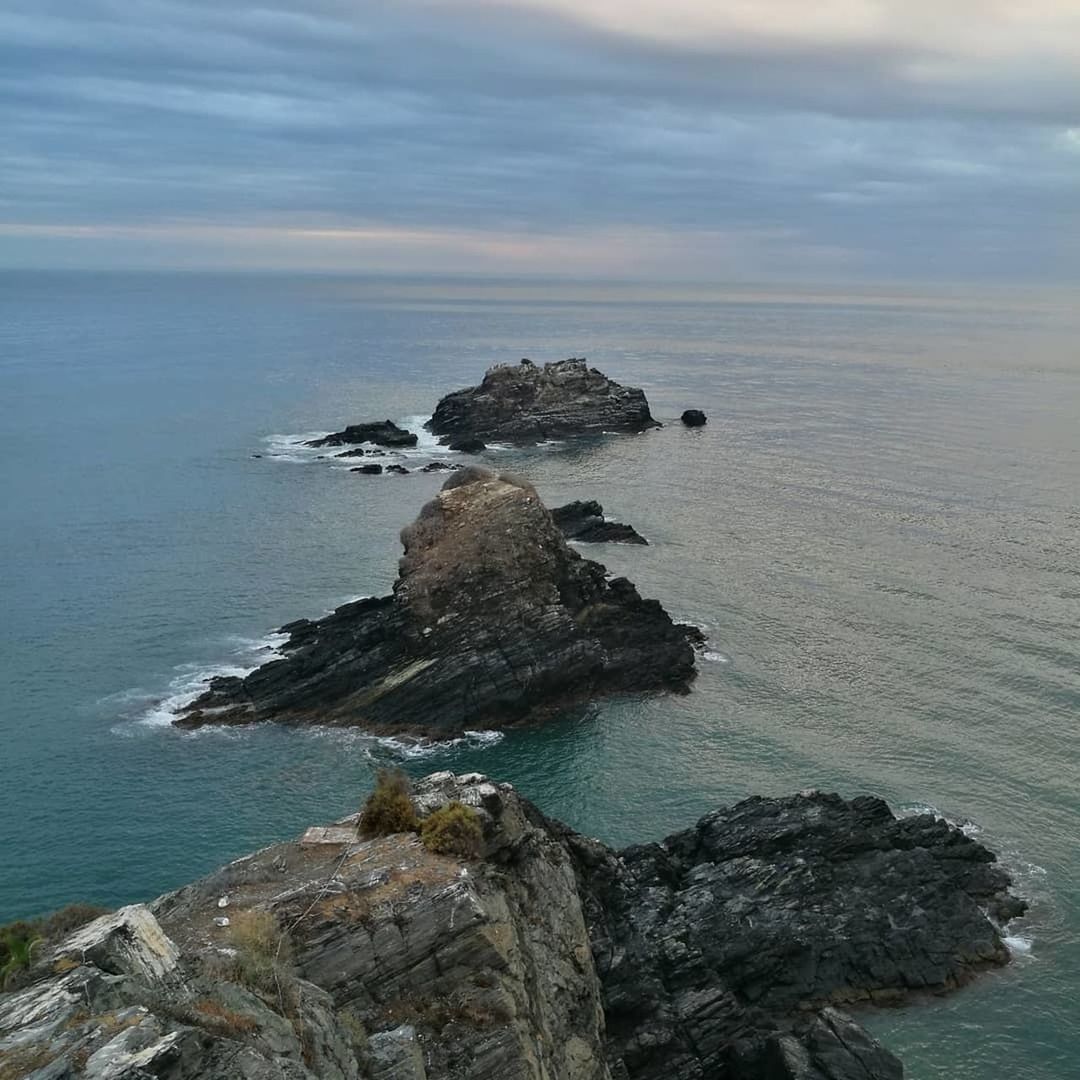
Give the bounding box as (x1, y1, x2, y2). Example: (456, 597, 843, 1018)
(1, 270, 1078, 1078)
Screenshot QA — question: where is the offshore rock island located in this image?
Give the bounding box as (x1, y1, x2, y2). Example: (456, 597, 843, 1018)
(428, 359, 660, 444)
(175, 468, 697, 733)
(0, 773, 1026, 1080)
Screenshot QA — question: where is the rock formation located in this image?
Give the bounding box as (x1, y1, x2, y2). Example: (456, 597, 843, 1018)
(427, 359, 659, 444)
(551, 501, 648, 545)
(680, 409, 707, 427)
(0, 773, 1027, 1080)
(174, 467, 697, 733)
(307, 421, 418, 449)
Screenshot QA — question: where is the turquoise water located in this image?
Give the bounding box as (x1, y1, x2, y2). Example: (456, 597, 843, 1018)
(1, 271, 1077, 1077)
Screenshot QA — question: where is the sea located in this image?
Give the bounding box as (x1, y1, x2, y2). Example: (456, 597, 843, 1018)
(1, 270, 1077, 1078)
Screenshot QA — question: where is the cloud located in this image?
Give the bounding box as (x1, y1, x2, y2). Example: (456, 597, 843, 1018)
(0, 1, 1076, 279)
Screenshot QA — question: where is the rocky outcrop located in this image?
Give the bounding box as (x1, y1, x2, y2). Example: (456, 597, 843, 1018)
(551, 501, 648, 545)
(553, 789, 1026, 1080)
(680, 409, 707, 427)
(307, 421, 419, 449)
(427, 360, 659, 444)
(0, 773, 1027, 1080)
(174, 467, 697, 734)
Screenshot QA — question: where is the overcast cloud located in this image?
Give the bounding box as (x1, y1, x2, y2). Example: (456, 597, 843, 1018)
(1, 1, 1077, 279)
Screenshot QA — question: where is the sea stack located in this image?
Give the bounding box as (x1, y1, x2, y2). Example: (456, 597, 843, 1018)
(681, 408, 707, 426)
(174, 467, 697, 733)
(428, 358, 660, 444)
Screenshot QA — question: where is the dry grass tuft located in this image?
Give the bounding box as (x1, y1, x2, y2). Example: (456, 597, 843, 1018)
(420, 803, 483, 859)
(359, 770, 418, 838)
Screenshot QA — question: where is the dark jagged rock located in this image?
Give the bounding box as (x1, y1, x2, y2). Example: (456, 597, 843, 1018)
(421, 461, 463, 472)
(1, 774, 1026, 1080)
(428, 358, 660, 444)
(554, 787, 1026, 1080)
(307, 420, 418, 449)
(447, 436, 487, 453)
(386, 464, 410, 475)
(552, 500, 649, 545)
(351, 463, 383, 475)
(681, 409, 707, 426)
(174, 468, 697, 734)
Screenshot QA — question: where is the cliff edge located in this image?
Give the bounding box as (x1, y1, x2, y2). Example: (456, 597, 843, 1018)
(0, 773, 1026, 1080)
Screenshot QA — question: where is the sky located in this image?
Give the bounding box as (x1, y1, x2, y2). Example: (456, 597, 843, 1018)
(1, 1, 1078, 281)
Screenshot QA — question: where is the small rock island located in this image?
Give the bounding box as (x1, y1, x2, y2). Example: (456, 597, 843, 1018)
(0, 772, 1027, 1080)
(428, 358, 659, 444)
(551, 500, 649, 544)
(175, 468, 697, 733)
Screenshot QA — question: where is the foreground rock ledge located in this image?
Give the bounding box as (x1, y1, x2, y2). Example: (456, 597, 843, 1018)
(427, 358, 660, 444)
(175, 467, 697, 733)
(0, 773, 1027, 1080)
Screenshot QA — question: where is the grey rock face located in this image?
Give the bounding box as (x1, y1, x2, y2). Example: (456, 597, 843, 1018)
(174, 470, 697, 734)
(0, 774, 1026, 1080)
(427, 359, 659, 444)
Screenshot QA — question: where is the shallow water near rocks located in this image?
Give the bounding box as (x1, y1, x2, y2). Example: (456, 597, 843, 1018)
(1, 271, 1078, 1078)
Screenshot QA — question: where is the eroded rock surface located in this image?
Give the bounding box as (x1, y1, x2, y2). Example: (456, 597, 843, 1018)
(428, 359, 659, 444)
(551, 501, 648, 545)
(0, 774, 1027, 1080)
(174, 468, 696, 733)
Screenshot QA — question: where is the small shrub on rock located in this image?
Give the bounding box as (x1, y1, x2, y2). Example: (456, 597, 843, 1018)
(359, 769, 418, 838)
(0, 903, 108, 989)
(420, 803, 483, 859)
(229, 909, 291, 995)
(0, 920, 43, 989)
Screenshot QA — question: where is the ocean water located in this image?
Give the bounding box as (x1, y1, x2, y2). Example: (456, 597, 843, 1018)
(1, 270, 1078, 1077)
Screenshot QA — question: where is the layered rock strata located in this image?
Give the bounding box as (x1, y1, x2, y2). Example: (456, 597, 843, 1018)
(428, 359, 659, 444)
(175, 468, 696, 733)
(0, 773, 1027, 1080)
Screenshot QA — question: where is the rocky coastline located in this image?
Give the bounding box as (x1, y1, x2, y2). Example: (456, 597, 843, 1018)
(174, 468, 697, 733)
(0, 772, 1027, 1080)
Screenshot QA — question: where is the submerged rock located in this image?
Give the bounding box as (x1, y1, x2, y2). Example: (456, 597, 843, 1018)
(351, 463, 383, 475)
(0, 773, 1027, 1080)
(307, 420, 418, 449)
(551, 500, 649, 545)
(681, 408, 707, 427)
(447, 436, 487, 453)
(428, 358, 659, 444)
(174, 467, 696, 734)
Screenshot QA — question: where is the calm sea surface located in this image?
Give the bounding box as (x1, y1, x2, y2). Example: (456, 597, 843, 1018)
(1, 271, 1077, 1077)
